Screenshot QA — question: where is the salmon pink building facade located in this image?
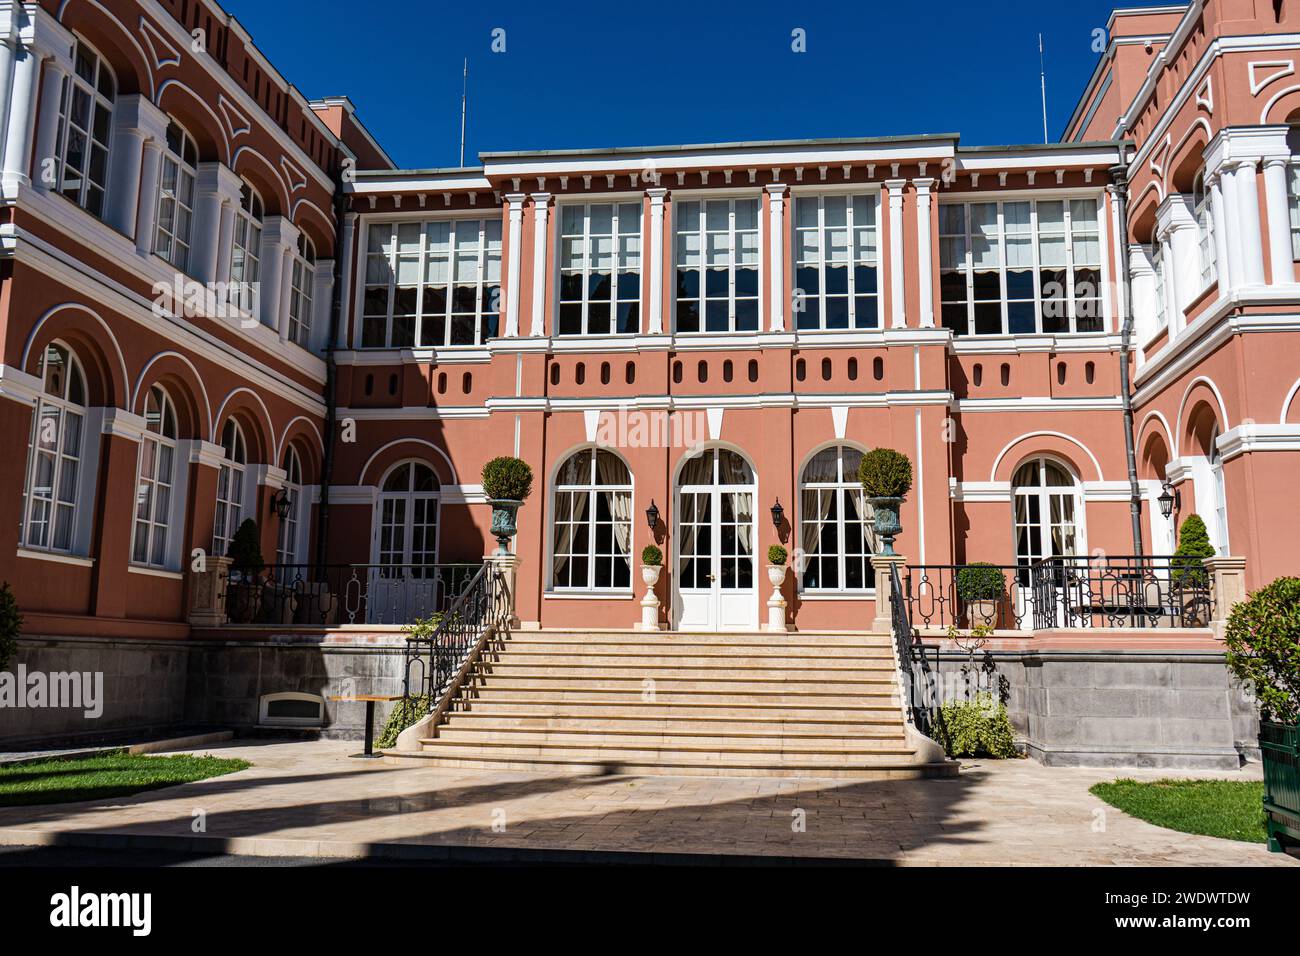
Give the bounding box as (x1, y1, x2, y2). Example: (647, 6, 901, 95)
(0, 0, 1296, 766)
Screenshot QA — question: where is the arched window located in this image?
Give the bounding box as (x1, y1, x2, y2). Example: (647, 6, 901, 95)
(1151, 241, 1168, 329)
(132, 385, 178, 568)
(1012, 457, 1081, 578)
(376, 461, 440, 571)
(56, 40, 115, 217)
(1210, 425, 1228, 555)
(276, 445, 304, 566)
(288, 233, 315, 346)
(229, 181, 264, 315)
(213, 419, 247, 556)
(1193, 170, 1216, 289)
(155, 119, 198, 271)
(799, 445, 874, 591)
(552, 449, 632, 591)
(21, 344, 87, 552)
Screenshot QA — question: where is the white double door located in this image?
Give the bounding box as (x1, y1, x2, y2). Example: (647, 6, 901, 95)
(368, 490, 440, 624)
(675, 477, 758, 631)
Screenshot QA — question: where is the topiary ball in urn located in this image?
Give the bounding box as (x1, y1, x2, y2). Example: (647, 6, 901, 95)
(858, 448, 913, 557)
(481, 456, 534, 553)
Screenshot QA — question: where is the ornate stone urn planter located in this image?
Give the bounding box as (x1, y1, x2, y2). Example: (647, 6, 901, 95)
(764, 545, 788, 632)
(488, 498, 522, 554)
(481, 456, 534, 557)
(866, 496, 903, 556)
(858, 447, 913, 560)
(637, 545, 664, 631)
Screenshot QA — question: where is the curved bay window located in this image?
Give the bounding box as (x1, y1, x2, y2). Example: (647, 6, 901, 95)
(21, 344, 87, 553)
(558, 202, 642, 335)
(794, 194, 879, 330)
(276, 446, 304, 566)
(288, 233, 315, 346)
(155, 119, 198, 271)
(213, 419, 247, 557)
(55, 39, 115, 217)
(799, 445, 875, 591)
(132, 385, 177, 567)
(229, 181, 264, 315)
(552, 449, 632, 591)
(675, 198, 760, 333)
(1013, 457, 1080, 584)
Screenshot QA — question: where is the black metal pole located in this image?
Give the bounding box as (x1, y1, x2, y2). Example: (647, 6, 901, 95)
(1110, 149, 1146, 558)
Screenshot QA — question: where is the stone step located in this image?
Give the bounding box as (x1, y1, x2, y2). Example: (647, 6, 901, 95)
(387, 750, 957, 780)
(467, 685, 898, 706)
(492, 648, 897, 665)
(467, 676, 894, 693)
(430, 727, 909, 751)
(444, 711, 907, 735)
(506, 631, 892, 648)
(479, 663, 896, 680)
(416, 737, 917, 763)
(453, 700, 901, 720)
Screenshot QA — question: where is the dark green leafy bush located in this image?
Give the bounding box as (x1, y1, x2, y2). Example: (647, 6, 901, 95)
(0, 582, 20, 673)
(481, 457, 534, 502)
(956, 563, 1007, 601)
(933, 692, 1019, 758)
(1224, 576, 1300, 724)
(858, 448, 913, 499)
(374, 694, 432, 751)
(641, 544, 663, 566)
(226, 519, 264, 574)
(768, 545, 787, 565)
(1171, 514, 1215, 588)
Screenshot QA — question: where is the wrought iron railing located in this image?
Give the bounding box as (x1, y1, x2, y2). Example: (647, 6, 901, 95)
(905, 556, 1214, 631)
(222, 563, 481, 626)
(891, 563, 946, 743)
(402, 559, 511, 705)
(1029, 554, 1213, 629)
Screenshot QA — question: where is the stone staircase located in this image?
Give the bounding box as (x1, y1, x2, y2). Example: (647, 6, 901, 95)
(388, 629, 955, 779)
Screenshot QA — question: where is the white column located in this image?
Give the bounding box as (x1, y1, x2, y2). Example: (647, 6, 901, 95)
(0, 36, 38, 191)
(1228, 159, 1265, 287)
(529, 192, 550, 337)
(105, 94, 167, 241)
(766, 184, 787, 331)
(1128, 244, 1156, 363)
(134, 137, 164, 256)
(914, 177, 934, 327)
(1155, 193, 1199, 337)
(336, 212, 358, 348)
(276, 246, 294, 342)
(1262, 156, 1294, 285)
(31, 56, 67, 190)
(0, 38, 15, 174)
(885, 178, 906, 328)
(647, 188, 667, 334)
(191, 162, 242, 284)
(258, 216, 299, 332)
(1207, 170, 1231, 293)
(310, 261, 334, 353)
(503, 193, 525, 337)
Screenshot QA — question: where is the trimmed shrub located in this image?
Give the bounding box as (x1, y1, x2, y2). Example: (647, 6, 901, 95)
(858, 448, 913, 499)
(1171, 514, 1215, 588)
(1223, 576, 1300, 724)
(933, 692, 1019, 758)
(374, 694, 432, 751)
(0, 582, 20, 673)
(481, 456, 534, 502)
(956, 563, 1006, 602)
(641, 544, 663, 566)
(226, 519, 264, 574)
(767, 544, 787, 565)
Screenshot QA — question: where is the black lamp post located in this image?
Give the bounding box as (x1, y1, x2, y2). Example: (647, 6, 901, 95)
(770, 498, 784, 530)
(645, 499, 660, 532)
(1157, 482, 1180, 519)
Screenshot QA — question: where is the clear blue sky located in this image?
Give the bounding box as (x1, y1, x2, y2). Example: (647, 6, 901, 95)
(223, 0, 1155, 169)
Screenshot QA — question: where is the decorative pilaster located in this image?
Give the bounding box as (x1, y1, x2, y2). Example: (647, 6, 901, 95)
(766, 183, 787, 331)
(1154, 193, 1198, 336)
(503, 193, 526, 337)
(1262, 157, 1294, 285)
(914, 177, 935, 327)
(529, 192, 550, 337)
(336, 212, 358, 348)
(258, 216, 299, 333)
(0, 32, 38, 191)
(1207, 170, 1231, 292)
(885, 179, 907, 328)
(134, 136, 164, 256)
(647, 188, 667, 334)
(191, 162, 243, 284)
(1228, 159, 1265, 287)
(105, 94, 168, 242)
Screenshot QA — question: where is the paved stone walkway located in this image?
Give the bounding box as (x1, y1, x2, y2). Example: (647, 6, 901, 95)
(0, 740, 1294, 865)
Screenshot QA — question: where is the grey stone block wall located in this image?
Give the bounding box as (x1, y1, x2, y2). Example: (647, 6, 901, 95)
(925, 648, 1256, 769)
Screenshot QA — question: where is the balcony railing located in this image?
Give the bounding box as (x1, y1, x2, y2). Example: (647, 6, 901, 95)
(905, 556, 1214, 631)
(223, 563, 482, 626)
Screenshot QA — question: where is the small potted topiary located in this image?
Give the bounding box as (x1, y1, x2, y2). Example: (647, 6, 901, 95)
(0, 581, 21, 673)
(767, 544, 788, 589)
(225, 518, 265, 623)
(481, 456, 534, 554)
(858, 448, 913, 556)
(956, 562, 1006, 627)
(638, 544, 665, 632)
(1223, 576, 1300, 853)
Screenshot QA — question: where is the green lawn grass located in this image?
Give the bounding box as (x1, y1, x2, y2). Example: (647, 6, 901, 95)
(0, 751, 251, 807)
(1089, 778, 1267, 843)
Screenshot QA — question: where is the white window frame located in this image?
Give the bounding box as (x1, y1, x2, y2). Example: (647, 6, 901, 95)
(797, 445, 875, 593)
(288, 233, 315, 347)
(1193, 171, 1217, 290)
(213, 419, 247, 557)
(939, 196, 1103, 335)
(550, 448, 634, 592)
(792, 192, 881, 331)
(276, 445, 304, 566)
(132, 385, 177, 569)
(1012, 456, 1084, 577)
(556, 201, 643, 336)
(1152, 240, 1168, 330)
(673, 195, 762, 333)
(155, 119, 198, 272)
(1288, 162, 1300, 261)
(360, 216, 503, 348)
(229, 181, 263, 315)
(54, 38, 115, 217)
(373, 461, 441, 571)
(1210, 427, 1229, 556)
(20, 344, 87, 554)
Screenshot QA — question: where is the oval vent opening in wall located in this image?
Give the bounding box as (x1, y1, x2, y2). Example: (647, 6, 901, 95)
(259, 692, 325, 728)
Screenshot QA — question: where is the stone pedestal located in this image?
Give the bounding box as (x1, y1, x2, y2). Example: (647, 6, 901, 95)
(188, 556, 232, 627)
(764, 565, 788, 632)
(1206, 555, 1247, 642)
(636, 565, 663, 631)
(871, 554, 906, 633)
(488, 551, 521, 630)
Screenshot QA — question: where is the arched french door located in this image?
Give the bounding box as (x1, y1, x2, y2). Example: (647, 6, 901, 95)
(1012, 456, 1083, 622)
(369, 461, 440, 623)
(674, 447, 757, 630)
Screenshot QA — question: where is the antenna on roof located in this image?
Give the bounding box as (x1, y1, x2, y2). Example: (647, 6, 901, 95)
(1039, 33, 1049, 144)
(459, 58, 469, 167)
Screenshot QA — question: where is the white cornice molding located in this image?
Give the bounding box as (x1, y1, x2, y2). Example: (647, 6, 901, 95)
(186, 440, 226, 469)
(953, 396, 1124, 412)
(951, 333, 1122, 354)
(1217, 423, 1300, 461)
(100, 408, 148, 440)
(0, 363, 42, 407)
